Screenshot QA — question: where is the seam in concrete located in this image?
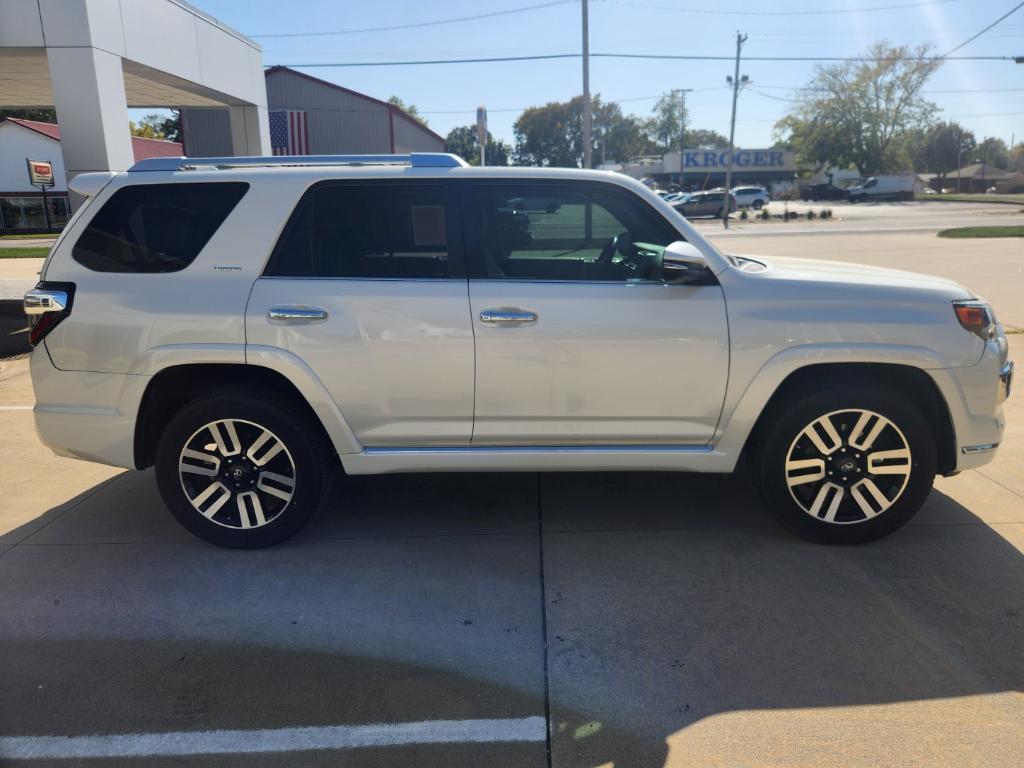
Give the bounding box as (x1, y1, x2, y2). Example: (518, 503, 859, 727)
(0, 473, 124, 556)
(537, 473, 553, 768)
(974, 468, 1024, 502)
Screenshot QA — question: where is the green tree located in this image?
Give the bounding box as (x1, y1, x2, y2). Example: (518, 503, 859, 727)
(129, 111, 181, 142)
(513, 98, 580, 167)
(686, 128, 729, 149)
(774, 41, 941, 176)
(916, 122, 974, 182)
(0, 108, 58, 123)
(974, 136, 1009, 169)
(444, 125, 512, 166)
(646, 91, 688, 153)
(388, 96, 428, 127)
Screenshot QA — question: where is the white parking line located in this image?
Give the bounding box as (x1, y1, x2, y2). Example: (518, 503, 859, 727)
(0, 406, 32, 411)
(0, 717, 547, 760)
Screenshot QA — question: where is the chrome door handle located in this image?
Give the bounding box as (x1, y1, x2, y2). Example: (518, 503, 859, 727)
(480, 309, 538, 325)
(268, 306, 328, 323)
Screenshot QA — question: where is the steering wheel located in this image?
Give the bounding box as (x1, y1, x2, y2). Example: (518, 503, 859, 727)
(596, 231, 632, 268)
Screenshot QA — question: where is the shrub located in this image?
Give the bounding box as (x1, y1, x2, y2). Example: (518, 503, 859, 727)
(760, 209, 770, 220)
(740, 209, 749, 220)
(822, 208, 833, 219)
(807, 210, 816, 220)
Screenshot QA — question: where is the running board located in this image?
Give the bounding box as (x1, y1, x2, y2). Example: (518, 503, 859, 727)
(340, 444, 737, 475)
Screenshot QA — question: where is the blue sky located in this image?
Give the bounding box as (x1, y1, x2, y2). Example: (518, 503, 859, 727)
(185, 0, 1024, 151)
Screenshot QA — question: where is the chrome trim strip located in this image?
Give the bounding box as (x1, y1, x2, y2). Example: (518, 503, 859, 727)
(363, 445, 714, 455)
(962, 443, 999, 454)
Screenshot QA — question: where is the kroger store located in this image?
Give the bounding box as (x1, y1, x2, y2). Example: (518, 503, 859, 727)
(620, 148, 801, 194)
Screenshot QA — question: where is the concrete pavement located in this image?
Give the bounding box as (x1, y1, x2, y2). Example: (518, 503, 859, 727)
(1, 350, 1021, 767)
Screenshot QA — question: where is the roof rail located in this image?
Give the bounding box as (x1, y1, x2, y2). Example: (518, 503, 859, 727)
(128, 153, 468, 172)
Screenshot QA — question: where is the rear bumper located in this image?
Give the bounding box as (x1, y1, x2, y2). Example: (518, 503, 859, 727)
(30, 346, 147, 469)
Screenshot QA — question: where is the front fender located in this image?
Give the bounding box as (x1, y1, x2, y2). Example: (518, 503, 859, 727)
(714, 343, 954, 458)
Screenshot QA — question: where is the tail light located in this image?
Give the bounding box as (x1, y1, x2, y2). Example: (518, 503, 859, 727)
(953, 301, 995, 341)
(24, 282, 75, 347)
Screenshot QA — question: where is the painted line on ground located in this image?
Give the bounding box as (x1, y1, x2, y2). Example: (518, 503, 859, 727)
(0, 717, 547, 760)
(0, 405, 32, 410)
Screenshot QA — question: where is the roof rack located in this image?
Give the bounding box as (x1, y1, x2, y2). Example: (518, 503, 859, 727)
(128, 153, 468, 172)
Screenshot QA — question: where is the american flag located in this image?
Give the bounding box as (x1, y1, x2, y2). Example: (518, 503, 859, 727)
(269, 110, 309, 155)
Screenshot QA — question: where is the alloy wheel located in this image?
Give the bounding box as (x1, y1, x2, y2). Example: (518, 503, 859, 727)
(784, 409, 912, 525)
(178, 419, 297, 530)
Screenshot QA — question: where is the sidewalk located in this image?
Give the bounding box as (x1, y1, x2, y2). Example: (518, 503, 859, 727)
(0, 257, 44, 301)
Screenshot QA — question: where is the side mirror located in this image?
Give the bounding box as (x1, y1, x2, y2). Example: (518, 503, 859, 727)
(662, 241, 707, 282)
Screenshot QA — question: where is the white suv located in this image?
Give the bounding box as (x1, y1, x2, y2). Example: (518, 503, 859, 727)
(730, 185, 770, 210)
(24, 153, 1011, 548)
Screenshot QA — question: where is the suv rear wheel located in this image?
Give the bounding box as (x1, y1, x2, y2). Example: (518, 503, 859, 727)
(756, 382, 936, 544)
(155, 390, 333, 548)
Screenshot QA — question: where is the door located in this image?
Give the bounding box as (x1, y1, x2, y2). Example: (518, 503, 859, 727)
(246, 179, 474, 446)
(462, 179, 729, 446)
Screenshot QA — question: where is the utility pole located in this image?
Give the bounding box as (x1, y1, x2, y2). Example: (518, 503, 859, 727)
(675, 88, 692, 190)
(723, 31, 748, 229)
(582, 0, 592, 169)
(585, 0, 593, 169)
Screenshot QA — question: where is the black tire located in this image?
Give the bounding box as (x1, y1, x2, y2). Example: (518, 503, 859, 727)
(752, 199, 764, 210)
(756, 381, 936, 544)
(155, 389, 334, 548)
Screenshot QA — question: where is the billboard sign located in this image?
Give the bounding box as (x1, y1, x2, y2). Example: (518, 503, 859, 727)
(27, 159, 54, 187)
(675, 149, 797, 172)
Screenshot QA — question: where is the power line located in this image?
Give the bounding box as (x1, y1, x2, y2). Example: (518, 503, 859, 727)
(248, 0, 573, 38)
(756, 84, 1024, 93)
(941, 0, 1024, 57)
(606, 0, 963, 16)
(273, 52, 1019, 68)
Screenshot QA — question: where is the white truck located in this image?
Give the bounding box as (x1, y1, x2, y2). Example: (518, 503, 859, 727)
(847, 175, 916, 202)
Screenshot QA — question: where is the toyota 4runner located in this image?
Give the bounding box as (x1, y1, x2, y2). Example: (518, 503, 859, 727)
(24, 153, 1012, 547)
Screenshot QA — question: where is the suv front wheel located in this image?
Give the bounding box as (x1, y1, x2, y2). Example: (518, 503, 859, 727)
(757, 382, 936, 544)
(155, 390, 333, 548)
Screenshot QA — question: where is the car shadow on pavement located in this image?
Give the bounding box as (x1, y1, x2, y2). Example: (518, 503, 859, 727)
(0, 468, 1021, 767)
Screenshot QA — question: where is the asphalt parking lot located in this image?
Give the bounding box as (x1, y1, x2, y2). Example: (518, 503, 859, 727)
(2, 200, 1023, 766)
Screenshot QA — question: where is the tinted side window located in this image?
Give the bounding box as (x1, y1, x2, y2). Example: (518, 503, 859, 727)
(468, 182, 680, 282)
(73, 183, 248, 273)
(266, 183, 451, 279)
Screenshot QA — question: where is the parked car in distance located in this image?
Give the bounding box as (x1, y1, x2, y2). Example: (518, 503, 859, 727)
(847, 175, 915, 202)
(801, 184, 849, 202)
(25, 153, 1011, 549)
(730, 186, 770, 210)
(674, 190, 737, 218)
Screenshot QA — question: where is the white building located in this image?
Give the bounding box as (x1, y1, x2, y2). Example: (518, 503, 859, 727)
(0, 118, 181, 231)
(1, 0, 270, 209)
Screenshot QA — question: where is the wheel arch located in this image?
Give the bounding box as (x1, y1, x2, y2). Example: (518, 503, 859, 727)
(738, 362, 957, 475)
(134, 361, 358, 470)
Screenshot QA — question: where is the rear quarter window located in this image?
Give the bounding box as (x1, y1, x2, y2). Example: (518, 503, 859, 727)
(72, 182, 249, 273)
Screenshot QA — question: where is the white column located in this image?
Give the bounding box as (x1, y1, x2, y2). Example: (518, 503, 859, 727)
(46, 46, 133, 208)
(227, 105, 270, 156)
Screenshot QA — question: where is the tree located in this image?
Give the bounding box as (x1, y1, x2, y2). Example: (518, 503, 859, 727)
(444, 125, 512, 166)
(388, 96, 428, 127)
(129, 111, 181, 142)
(686, 128, 729, 149)
(974, 136, 1009, 169)
(0, 108, 57, 123)
(513, 98, 581, 167)
(916, 121, 974, 182)
(647, 92, 688, 153)
(1010, 143, 1024, 173)
(773, 41, 941, 176)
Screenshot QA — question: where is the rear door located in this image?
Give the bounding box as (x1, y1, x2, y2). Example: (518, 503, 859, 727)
(462, 178, 729, 445)
(246, 179, 474, 446)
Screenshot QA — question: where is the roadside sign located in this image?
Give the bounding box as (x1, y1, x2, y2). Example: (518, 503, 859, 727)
(27, 159, 54, 186)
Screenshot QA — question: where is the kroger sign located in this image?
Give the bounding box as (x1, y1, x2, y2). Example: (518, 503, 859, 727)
(671, 149, 797, 172)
